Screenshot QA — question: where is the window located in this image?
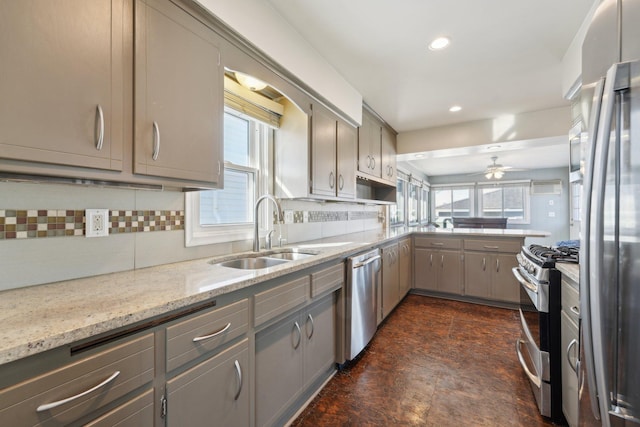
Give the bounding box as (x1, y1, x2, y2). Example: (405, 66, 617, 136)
(390, 172, 408, 226)
(186, 109, 271, 246)
(432, 185, 474, 225)
(407, 179, 420, 225)
(478, 182, 530, 224)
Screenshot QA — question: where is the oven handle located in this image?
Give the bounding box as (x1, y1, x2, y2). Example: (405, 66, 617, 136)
(512, 267, 538, 294)
(516, 338, 541, 388)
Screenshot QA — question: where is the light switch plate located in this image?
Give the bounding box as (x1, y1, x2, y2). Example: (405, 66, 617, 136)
(86, 209, 109, 237)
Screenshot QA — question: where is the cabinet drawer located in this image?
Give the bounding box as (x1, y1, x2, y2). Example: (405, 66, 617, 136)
(166, 299, 249, 372)
(562, 277, 580, 325)
(254, 276, 310, 327)
(311, 263, 344, 298)
(414, 236, 461, 250)
(463, 239, 521, 253)
(85, 388, 154, 427)
(0, 333, 154, 426)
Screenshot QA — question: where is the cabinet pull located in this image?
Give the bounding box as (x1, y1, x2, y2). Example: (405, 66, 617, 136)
(329, 171, 335, 189)
(432, 242, 444, 246)
(482, 257, 486, 271)
(430, 254, 433, 267)
(95, 104, 104, 151)
(233, 360, 243, 401)
(338, 174, 344, 190)
(570, 306, 580, 316)
(152, 121, 160, 161)
(306, 313, 315, 339)
(36, 371, 120, 412)
(192, 322, 231, 342)
(371, 156, 376, 169)
(441, 255, 444, 268)
(566, 339, 578, 374)
(483, 245, 499, 250)
(293, 322, 302, 349)
(496, 259, 500, 272)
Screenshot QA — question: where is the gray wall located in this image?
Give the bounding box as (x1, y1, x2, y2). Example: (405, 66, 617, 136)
(428, 167, 571, 246)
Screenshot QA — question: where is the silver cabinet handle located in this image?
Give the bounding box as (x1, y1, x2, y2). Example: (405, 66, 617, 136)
(496, 258, 500, 272)
(483, 245, 499, 250)
(441, 255, 444, 268)
(372, 156, 376, 169)
(432, 242, 444, 246)
(293, 321, 302, 349)
(516, 339, 541, 387)
(482, 257, 486, 271)
(430, 254, 433, 267)
(306, 313, 314, 339)
(152, 121, 160, 161)
(570, 306, 580, 316)
(192, 322, 231, 342)
(95, 104, 104, 151)
(338, 174, 344, 190)
(233, 360, 243, 401)
(329, 171, 335, 189)
(37, 371, 120, 412)
(566, 339, 578, 374)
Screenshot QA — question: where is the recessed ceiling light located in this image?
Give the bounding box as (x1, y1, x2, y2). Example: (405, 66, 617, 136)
(449, 105, 462, 112)
(429, 37, 450, 51)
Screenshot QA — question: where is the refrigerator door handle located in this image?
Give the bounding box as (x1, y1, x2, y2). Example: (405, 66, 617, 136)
(580, 76, 606, 423)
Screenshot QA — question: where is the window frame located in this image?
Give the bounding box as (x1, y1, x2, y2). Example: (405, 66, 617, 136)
(477, 181, 531, 225)
(430, 183, 476, 225)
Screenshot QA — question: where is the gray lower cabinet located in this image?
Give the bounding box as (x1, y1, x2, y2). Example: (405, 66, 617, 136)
(255, 293, 335, 427)
(561, 274, 580, 427)
(0, 333, 155, 426)
(0, 0, 125, 171)
(381, 242, 400, 319)
(464, 252, 519, 303)
(414, 248, 463, 295)
(134, 0, 223, 186)
(398, 237, 412, 297)
(166, 339, 250, 427)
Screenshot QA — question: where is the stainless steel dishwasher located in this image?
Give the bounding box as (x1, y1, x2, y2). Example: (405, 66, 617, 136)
(345, 248, 381, 360)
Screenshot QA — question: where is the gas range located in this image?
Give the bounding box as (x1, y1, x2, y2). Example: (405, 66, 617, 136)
(516, 244, 579, 284)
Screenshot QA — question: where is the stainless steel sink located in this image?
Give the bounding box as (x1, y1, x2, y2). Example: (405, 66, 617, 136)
(212, 248, 318, 270)
(265, 252, 316, 261)
(218, 257, 288, 269)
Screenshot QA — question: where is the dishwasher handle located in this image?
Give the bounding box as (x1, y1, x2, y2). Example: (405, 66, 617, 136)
(353, 255, 381, 269)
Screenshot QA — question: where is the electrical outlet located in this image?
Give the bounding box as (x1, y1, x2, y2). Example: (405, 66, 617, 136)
(86, 209, 109, 237)
(284, 209, 294, 224)
(303, 211, 309, 223)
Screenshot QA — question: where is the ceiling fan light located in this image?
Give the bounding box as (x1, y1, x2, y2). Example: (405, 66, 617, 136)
(485, 172, 492, 179)
(495, 170, 504, 179)
(235, 72, 268, 91)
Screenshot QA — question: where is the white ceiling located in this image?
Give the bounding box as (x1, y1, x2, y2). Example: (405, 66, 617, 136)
(265, 0, 595, 176)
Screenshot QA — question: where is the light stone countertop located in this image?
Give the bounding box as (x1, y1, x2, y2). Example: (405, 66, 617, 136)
(556, 262, 580, 284)
(0, 227, 549, 366)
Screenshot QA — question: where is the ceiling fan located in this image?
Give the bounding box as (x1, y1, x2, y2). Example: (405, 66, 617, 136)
(478, 156, 525, 179)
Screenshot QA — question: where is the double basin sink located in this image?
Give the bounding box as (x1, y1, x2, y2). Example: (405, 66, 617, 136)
(212, 249, 318, 270)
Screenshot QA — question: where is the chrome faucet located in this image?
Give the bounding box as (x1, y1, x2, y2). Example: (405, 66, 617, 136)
(443, 217, 453, 228)
(253, 194, 283, 252)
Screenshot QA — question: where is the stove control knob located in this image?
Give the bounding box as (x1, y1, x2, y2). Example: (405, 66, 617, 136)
(527, 265, 535, 274)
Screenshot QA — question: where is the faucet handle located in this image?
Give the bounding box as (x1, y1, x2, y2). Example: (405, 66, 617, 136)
(265, 229, 275, 250)
(278, 235, 287, 248)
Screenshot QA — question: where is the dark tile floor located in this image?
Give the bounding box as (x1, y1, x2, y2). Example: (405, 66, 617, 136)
(292, 294, 559, 426)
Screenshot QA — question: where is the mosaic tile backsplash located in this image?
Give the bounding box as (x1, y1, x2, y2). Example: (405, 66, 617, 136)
(0, 210, 184, 240)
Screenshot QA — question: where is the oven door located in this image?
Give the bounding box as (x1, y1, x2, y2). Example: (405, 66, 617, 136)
(515, 269, 552, 417)
(512, 266, 549, 313)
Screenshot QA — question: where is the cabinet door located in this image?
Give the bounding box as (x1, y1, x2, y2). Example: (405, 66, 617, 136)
(561, 311, 579, 427)
(255, 314, 304, 427)
(398, 238, 412, 296)
(311, 104, 337, 197)
(0, 0, 124, 171)
(166, 339, 249, 427)
(381, 126, 396, 184)
(85, 389, 154, 427)
(463, 252, 491, 299)
(134, 0, 223, 185)
(303, 295, 336, 389)
(336, 118, 357, 199)
(490, 254, 519, 303)
(439, 251, 463, 295)
(358, 111, 381, 178)
(414, 248, 438, 291)
(381, 244, 399, 318)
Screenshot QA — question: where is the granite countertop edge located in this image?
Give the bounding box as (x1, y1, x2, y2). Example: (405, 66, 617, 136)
(0, 227, 550, 366)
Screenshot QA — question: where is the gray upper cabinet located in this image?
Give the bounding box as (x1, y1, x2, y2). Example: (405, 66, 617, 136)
(134, 0, 223, 186)
(358, 110, 382, 179)
(276, 100, 357, 201)
(336, 117, 357, 199)
(381, 126, 397, 185)
(0, 0, 125, 171)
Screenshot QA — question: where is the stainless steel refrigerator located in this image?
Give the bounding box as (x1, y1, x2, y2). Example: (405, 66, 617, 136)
(580, 0, 640, 426)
